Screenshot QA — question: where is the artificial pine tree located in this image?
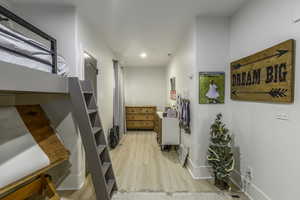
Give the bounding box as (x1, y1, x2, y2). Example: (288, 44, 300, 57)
(207, 113, 234, 190)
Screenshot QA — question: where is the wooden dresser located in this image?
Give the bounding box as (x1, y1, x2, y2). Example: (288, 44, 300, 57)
(126, 106, 156, 130)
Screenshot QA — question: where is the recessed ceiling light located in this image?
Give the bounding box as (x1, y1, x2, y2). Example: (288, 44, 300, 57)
(140, 52, 147, 58)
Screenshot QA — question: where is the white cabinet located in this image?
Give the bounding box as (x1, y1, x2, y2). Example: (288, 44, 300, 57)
(156, 112, 180, 147)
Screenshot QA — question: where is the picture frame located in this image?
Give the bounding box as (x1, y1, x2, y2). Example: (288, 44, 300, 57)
(199, 72, 225, 104)
(170, 77, 176, 100)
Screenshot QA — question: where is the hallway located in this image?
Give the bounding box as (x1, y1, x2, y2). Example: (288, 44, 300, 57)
(60, 131, 248, 200)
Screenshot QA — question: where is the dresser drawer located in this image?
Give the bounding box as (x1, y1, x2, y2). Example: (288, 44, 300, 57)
(141, 107, 156, 114)
(126, 107, 140, 114)
(126, 114, 154, 121)
(126, 107, 156, 114)
(143, 121, 154, 128)
(127, 121, 154, 129)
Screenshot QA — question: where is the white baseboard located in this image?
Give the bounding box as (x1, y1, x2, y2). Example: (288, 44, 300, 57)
(247, 182, 271, 200)
(231, 170, 243, 189)
(186, 158, 213, 180)
(57, 170, 85, 191)
(231, 170, 271, 200)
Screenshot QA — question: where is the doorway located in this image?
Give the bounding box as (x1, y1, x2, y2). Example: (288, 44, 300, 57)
(84, 52, 98, 99)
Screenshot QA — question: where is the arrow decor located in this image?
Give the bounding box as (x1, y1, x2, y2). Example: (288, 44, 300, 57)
(233, 49, 289, 69)
(232, 88, 288, 98)
(230, 39, 295, 103)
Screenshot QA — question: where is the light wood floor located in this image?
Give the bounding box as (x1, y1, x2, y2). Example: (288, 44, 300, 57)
(110, 131, 217, 193)
(59, 131, 249, 200)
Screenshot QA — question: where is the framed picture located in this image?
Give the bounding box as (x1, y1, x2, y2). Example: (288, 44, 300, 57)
(170, 77, 176, 100)
(199, 72, 225, 104)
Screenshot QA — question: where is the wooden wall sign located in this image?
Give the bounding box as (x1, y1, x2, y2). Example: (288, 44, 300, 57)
(231, 39, 295, 103)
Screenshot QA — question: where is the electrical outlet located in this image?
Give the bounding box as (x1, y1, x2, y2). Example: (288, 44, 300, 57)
(276, 113, 289, 120)
(276, 113, 281, 119)
(281, 113, 289, 120)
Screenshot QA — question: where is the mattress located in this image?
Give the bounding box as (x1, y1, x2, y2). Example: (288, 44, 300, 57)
(0, 24, 69, 76)
(0, 107, 50, 189)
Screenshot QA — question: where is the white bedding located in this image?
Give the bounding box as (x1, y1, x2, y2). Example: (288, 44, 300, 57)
(0, 107, 50, 188)
(0, 49, 52, 72)
(0, 24, 69, 76)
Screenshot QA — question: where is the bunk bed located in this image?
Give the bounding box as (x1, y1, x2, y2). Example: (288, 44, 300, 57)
(0, 6, 118, 200)
(0, 5, 70, 200)
(0, 5, 68, 94)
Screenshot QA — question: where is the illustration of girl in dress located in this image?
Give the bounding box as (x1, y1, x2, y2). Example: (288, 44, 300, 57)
(206, 80, 220, 104)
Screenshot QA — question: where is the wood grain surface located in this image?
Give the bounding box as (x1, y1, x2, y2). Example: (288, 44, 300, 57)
(231, 39, 295, 103)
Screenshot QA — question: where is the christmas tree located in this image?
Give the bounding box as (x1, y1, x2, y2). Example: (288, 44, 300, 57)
(207, 113, 234, 190)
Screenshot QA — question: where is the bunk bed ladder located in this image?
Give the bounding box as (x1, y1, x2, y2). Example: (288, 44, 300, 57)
(69, 77, 117, 200)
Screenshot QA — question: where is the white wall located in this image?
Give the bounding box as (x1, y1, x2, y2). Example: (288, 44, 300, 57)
(191, 16, 230, 178)
(166, 21, 196, 152)
(229, 1, 300, 200)
(166, 17, 230, 179)
(75, 14, 115, 137)
(124, 66, 166, 110)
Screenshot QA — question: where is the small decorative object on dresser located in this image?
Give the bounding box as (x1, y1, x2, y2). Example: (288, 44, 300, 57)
(126, 106, 157, 130)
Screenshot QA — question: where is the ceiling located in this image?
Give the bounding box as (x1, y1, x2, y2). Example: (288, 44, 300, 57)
(12, 0, 246, 67)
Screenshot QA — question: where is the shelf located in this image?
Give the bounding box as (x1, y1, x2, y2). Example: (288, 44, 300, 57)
(92, 127, 102, 134)
(97, 145, 106, 155)
(88, 109, 98, 114)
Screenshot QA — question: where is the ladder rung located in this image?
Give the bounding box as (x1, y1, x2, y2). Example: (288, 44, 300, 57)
(102, 162, 111, 175)
(83, 90, 93, 94)
(92, 127, 102, 134)
(107, 179, 115, 196)
(97, 145, 106, 155)
(88, 109, 98, 114)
